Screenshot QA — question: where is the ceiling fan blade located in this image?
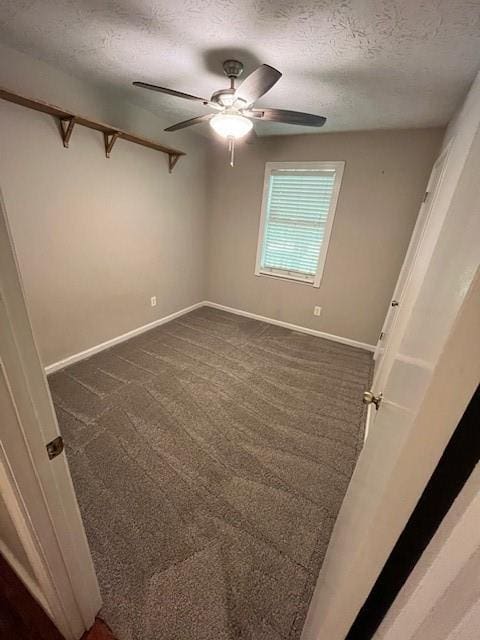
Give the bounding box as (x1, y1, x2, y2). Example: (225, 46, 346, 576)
(234, 65, 282, 106)
(164, 114, 213, 132)
(133, 81, 209, 104)
(244, 108, 326, 127)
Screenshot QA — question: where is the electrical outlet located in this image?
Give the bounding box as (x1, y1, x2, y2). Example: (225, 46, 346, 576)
(314, 305, 322, 317)
(150, 296, 157, 307)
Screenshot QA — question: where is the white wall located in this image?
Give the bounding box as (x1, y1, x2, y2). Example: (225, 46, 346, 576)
(0, 43, 208, 367)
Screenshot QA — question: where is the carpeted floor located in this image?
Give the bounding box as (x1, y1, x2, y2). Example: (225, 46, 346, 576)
(49, 307, 373, 640)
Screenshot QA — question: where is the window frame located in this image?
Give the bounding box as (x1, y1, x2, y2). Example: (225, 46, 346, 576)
(254, 161, 345, 288)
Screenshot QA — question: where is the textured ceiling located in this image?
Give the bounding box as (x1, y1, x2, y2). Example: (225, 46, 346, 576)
(0, 1, 480, 136)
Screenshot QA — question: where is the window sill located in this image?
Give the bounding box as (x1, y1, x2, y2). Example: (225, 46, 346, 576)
(255, 271, 320, 288)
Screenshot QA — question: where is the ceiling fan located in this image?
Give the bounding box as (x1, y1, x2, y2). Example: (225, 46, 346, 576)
(133, 60, 326, 165)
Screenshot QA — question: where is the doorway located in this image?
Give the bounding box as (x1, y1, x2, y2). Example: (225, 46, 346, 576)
(0, 190, 100, 639)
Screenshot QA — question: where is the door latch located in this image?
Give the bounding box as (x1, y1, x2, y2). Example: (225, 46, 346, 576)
(46, 436, 64, 460)
(362, 390, 383, 410)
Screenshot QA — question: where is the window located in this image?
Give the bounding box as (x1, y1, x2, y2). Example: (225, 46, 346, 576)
(255, 161, 344, 287)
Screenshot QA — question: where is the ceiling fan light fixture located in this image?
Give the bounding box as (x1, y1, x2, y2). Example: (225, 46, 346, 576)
(209, 111, 253, 139)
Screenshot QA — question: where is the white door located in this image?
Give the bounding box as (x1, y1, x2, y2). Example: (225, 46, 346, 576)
(373, 144, 450, 377)
(0, 189, 101, 639)
(364, 144, 451, 440)
(301, 76, 480, 640)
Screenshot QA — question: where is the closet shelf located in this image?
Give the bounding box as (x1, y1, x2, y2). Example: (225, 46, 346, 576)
(0, 87, 185, 173)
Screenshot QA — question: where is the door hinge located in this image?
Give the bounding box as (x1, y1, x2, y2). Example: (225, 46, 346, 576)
(422, 191, 429, 203)
(379, 331, 385, 340)
(46, 436, 64, 460)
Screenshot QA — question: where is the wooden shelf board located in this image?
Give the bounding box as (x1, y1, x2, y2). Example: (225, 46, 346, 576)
(0, 87, 186, 169)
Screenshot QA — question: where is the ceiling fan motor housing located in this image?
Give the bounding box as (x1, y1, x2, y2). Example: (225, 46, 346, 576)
(211, 88, 237, 107)
(222, 59, 244, 78)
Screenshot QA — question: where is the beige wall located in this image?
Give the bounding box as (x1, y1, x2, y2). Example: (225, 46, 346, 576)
(0, 44, 208, 367)
(206, 128, 443, 346)
(0, 41, 444, 362)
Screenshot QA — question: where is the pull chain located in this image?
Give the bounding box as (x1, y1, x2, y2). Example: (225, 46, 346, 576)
(228, 136, 235, 167)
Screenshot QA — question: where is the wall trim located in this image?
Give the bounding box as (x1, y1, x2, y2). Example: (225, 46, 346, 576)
(44, 299, 375, 374)
(203, 301, 375, 352)
(44, 301, 205, 374)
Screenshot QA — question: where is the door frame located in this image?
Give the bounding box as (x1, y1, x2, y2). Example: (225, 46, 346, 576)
(0, 188, 101, 639)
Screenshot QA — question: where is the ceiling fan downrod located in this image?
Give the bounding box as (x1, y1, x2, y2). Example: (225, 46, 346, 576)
(222, 59, 244, 85)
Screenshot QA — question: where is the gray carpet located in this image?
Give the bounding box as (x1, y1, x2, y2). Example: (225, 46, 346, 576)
(48, 307, 373, 640)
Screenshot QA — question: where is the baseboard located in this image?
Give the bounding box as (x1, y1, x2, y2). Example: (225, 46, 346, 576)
(203, 301, 375, 352)
(44, 299, 374, 374)
(44, 301, 204, 374)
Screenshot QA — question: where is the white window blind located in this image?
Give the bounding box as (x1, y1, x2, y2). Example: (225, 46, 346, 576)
(255, 162, 344, 287)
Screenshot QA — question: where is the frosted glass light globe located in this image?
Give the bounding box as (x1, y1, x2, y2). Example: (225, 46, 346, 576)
(210, 111, 253, 139)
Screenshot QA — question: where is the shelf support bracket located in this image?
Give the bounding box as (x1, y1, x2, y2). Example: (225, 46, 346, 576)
(168, 154, 180, 173)
(59, 116, 76, 148)
(104, 131, 120, 158)
(0, 87, 186, 170)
